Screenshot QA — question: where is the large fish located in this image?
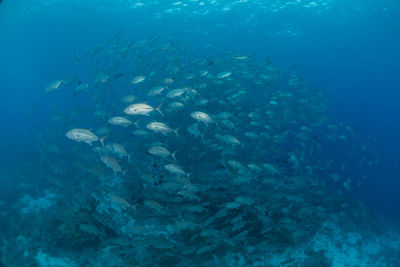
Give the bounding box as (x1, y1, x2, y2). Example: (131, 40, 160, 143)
(66, 129, 105, 147)
(146, 122, 179, 136)
(190, 111, 216, 126)
(100, 155, 122, 174)
(124, 103, 163, 116)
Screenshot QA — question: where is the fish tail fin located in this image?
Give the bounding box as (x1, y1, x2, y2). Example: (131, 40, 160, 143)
(134, 120, 141, 128)
(174, 128, 181, 137)
(156, 102, 164, 117)
(172, 151, 177, 162)
(100, 135, 108, 148)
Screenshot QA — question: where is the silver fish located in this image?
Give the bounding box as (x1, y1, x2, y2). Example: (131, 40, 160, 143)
(146, 122, 178, 136)
(121, 95, 136, 103)
(131, 75, 146, 84)
(165, 164, 190, 177)
(148, 85, 166, 96)
(166, 88, 186, 98)
(45, 80, 63, 92)
(107, 143, 129, 159)
(66, 129, 105, 146)
(217, 71, 232, 79)
(100, 155, 122, 174)
(108, 117, 133, 127)
(190, 111, 215, 126)
(168, 101, 184, 111)
(148, 146, 176, 160)
(124, 103, 163, 116)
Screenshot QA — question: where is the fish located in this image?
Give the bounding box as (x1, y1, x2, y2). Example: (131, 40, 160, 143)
(199, 70, 209, 76)
(107, 143, 130, 161)
(40, 36, 378, 265)
(178, 189, 200, 201)
(66, 129, 105, 147)
(166, 88, 186, 98)
(168, 101, 184, 111)
(233, 54, 250, 60)
(132, 129, 151, 137)
(221, 119, 235, 130)
(263, 163, 279, 175)
(74, 82, 88, 93)
(148, 146, 176, 161)
(146, 122, 179, 136)
(110, 195, 135, 209)
(45, 80, 63, 92)
(100, 155, 122, 174)
(163, 78, 174, 84)
(190, 111, 216, 126)
(186, 123, 202, 139)
(147, 85, 166, 96)
(121, 95, 136, 103)
(108, 117, 133, 127)
(196, 99, 208, 106)
(218, 112, 233, 119)
(95, 72, 110, 83)
(131, 75, 146, 84)
(165, 163, 190, 177)
(169, 175, 191, 185)
(217, 71, 232, 79)
(144, 199, 166, 212)
(220, 135, 242, 146)
(124, 103, 163, 116)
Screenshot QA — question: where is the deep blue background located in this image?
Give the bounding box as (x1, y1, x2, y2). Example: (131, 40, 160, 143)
(0, 0, 399, 222)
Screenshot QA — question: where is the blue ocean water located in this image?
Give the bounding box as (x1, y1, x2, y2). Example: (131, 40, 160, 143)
(1, 0, 400, 266)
